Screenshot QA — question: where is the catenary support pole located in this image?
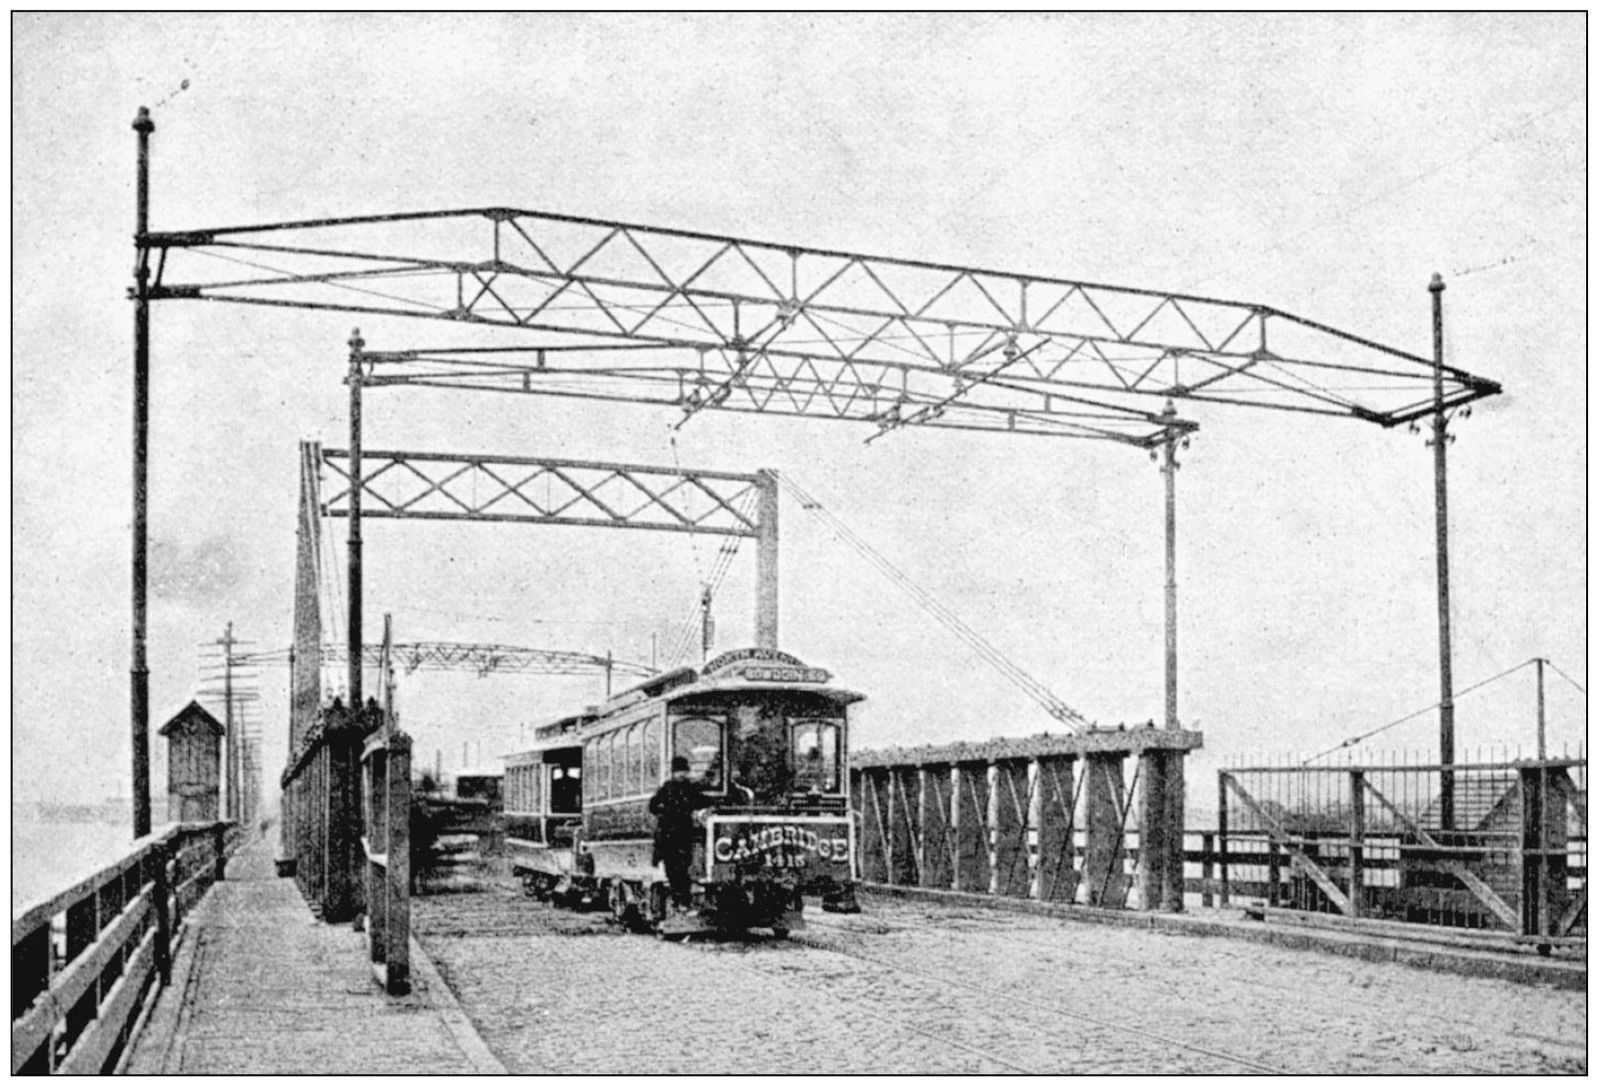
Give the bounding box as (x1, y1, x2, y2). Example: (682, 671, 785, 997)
(1161, 400, 1180, 731)
(1430, 274, 1455, 832)
(755, 469, 779, 649)
(348, 330, 365, 710)
(1535, 656, 1547, 760)
(131, 106, 154, 840)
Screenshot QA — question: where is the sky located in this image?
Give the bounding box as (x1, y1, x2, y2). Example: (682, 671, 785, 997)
(11, 13, 1587, 823)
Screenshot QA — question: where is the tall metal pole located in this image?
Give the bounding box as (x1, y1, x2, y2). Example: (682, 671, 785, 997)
(1430, 273, 1456, 832)
(130, 106, 155, 840)
(1535, 656, 1547, 760)
(348, 330, 365, 711)
(1161, 401, 1180, 731)
(755, 469, 779, 649)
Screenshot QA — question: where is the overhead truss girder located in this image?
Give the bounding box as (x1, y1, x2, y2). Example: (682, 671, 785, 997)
(144, 207, 1499, 433)
(240, 641, 657, 679)
(358, 343, 1182, 446)
(320, 447, 763, 537)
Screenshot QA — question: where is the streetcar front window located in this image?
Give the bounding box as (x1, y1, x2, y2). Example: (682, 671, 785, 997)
(672, 715, 725, 790)
(791, 719, 841, 793)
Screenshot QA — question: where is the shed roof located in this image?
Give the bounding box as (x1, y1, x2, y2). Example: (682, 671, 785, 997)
(158, 700, 224, 738)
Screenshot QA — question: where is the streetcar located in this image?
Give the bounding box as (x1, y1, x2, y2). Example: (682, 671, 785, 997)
(503, 647, 863, 936)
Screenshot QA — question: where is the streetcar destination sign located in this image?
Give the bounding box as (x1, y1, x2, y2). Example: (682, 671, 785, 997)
(712, 821, 851, 866)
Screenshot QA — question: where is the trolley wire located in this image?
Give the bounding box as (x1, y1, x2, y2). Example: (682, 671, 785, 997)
(1302, 657, 1541, 764)
(780, 471, 1091, 731)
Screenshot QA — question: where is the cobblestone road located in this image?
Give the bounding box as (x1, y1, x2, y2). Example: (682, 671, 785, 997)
(414, 886, 1586, 1074)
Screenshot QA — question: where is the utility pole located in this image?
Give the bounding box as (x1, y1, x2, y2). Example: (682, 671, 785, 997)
(348, 330, 365, 711)
(1535, 656, 1547, 760)
(130, 106, 155, 840)
(1160, 400, 1181, 731)
(755, 469, 779, 649)
(1429, 274, 1456, 832)
(219, 623, 238, 821)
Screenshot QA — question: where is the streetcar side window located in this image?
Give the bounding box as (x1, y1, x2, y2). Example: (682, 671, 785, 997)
(642, 717, 660, 785)
(672, 715, 725, 791)
(626, 724, 642, 797)
(791, 720, 842, 793)
(530, 763, 542, 814)
(603, 731, 618, 800)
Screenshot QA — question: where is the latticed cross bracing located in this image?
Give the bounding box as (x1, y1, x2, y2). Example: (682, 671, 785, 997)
(143, 208, 1499, 442)
(320, 448, 763, 537)
(241, 641, 656, 679)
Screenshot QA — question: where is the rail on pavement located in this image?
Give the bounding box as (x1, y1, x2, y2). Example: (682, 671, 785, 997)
(11, 821, 242, 1074)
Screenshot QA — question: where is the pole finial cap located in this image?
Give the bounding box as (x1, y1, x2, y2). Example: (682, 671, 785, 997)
(1429, 272, 1445, 292)
(133, 106, 155, 133)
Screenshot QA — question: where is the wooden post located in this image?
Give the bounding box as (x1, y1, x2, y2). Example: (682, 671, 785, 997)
(1218, 773, 1230, 906)
(1161, 749, 1186, 912)
(385, 732, 412, 994)
(1348, 770, 1366, 918)
(1080, 753, 1125, 906)
(1267, 840, 1282, 907)
(987, 762, 1001, 896)
(1028, 758, 1044, 900)
(948, 765, 963, 893)
(1200, 832, 1214, 908)
(1136, 750, 1166, 910)
(212, 821, 228, 884)
(150, 838, 171, 985)
(916, 767, 930, 887)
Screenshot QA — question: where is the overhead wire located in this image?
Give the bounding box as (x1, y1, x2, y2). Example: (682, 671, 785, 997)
(1301, 657, 1540, 764)
(1546, 658, 1585, 696)
(779, 472, 1090, 732)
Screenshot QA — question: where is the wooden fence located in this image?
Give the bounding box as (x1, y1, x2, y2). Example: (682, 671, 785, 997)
(11, 822, 240, 1075)
(279, 699, 382, 922)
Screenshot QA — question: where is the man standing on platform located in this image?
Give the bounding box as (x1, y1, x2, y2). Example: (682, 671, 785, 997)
(649, 756, 713, 912)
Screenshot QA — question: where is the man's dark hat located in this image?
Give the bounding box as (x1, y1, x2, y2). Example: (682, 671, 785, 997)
(670, 755, 691, 773)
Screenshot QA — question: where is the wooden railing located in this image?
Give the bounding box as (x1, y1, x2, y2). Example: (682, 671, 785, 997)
(361, 728, 411, 995)
(11, 822, 240, 1075)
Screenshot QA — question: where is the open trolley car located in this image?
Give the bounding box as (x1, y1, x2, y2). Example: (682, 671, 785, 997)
(503, 648, 863, 936)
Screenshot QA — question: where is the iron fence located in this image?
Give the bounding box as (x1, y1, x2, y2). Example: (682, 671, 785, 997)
(1213, 757, 1585, 944)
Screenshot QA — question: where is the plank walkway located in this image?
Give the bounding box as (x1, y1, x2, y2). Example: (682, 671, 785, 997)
(125, 843, 505, 1074)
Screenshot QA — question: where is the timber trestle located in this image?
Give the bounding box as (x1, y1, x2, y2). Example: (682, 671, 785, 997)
(852, 728, 1201, 911)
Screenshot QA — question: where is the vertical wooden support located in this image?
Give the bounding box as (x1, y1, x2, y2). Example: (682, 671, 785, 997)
(1136, 750, 1167, 910)
(1217, 772, 1230, 906)
(992, 759, 1028, 898)
(1518, 763, 1569, 940)
(987, 762, 1001, 896)
(1267, 840, 1282, 907)
(954, 762, 989, 894)
(1348, 770, 1366, 918)
(921, 765, 952, 889)
(885, 770, 901, 886)
(1161, 749, 1186, 912)
(1035, 756, 1076, 902)
(948, 766, 963, 893)
(890, 768, 919, 886)
(364, 745, 386, 968)
(385, 732, 412, 994)
(1200, 832, 1215, 907)
(916, 767, 930, 887)
(1027, 759, 1044, 900)
(1078, 753, 1127, 905)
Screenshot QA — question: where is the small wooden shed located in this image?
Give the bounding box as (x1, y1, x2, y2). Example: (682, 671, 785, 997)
(161, 700, 224, 823)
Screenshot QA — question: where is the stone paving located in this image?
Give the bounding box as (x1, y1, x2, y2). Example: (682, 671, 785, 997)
(415, 884, 1588, 1075)
(124, 844, 503, 1074)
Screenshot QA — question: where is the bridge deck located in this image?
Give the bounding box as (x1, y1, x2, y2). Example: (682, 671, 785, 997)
(124, 843, 503, 1074)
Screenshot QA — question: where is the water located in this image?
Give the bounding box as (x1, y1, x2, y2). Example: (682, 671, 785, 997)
(12, 807, 158, 917)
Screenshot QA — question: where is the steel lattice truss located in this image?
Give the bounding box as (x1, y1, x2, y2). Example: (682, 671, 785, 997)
(239, 641, 657, 679)
(143, 208, 1499, 443)
(320, 448, 763, 537)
